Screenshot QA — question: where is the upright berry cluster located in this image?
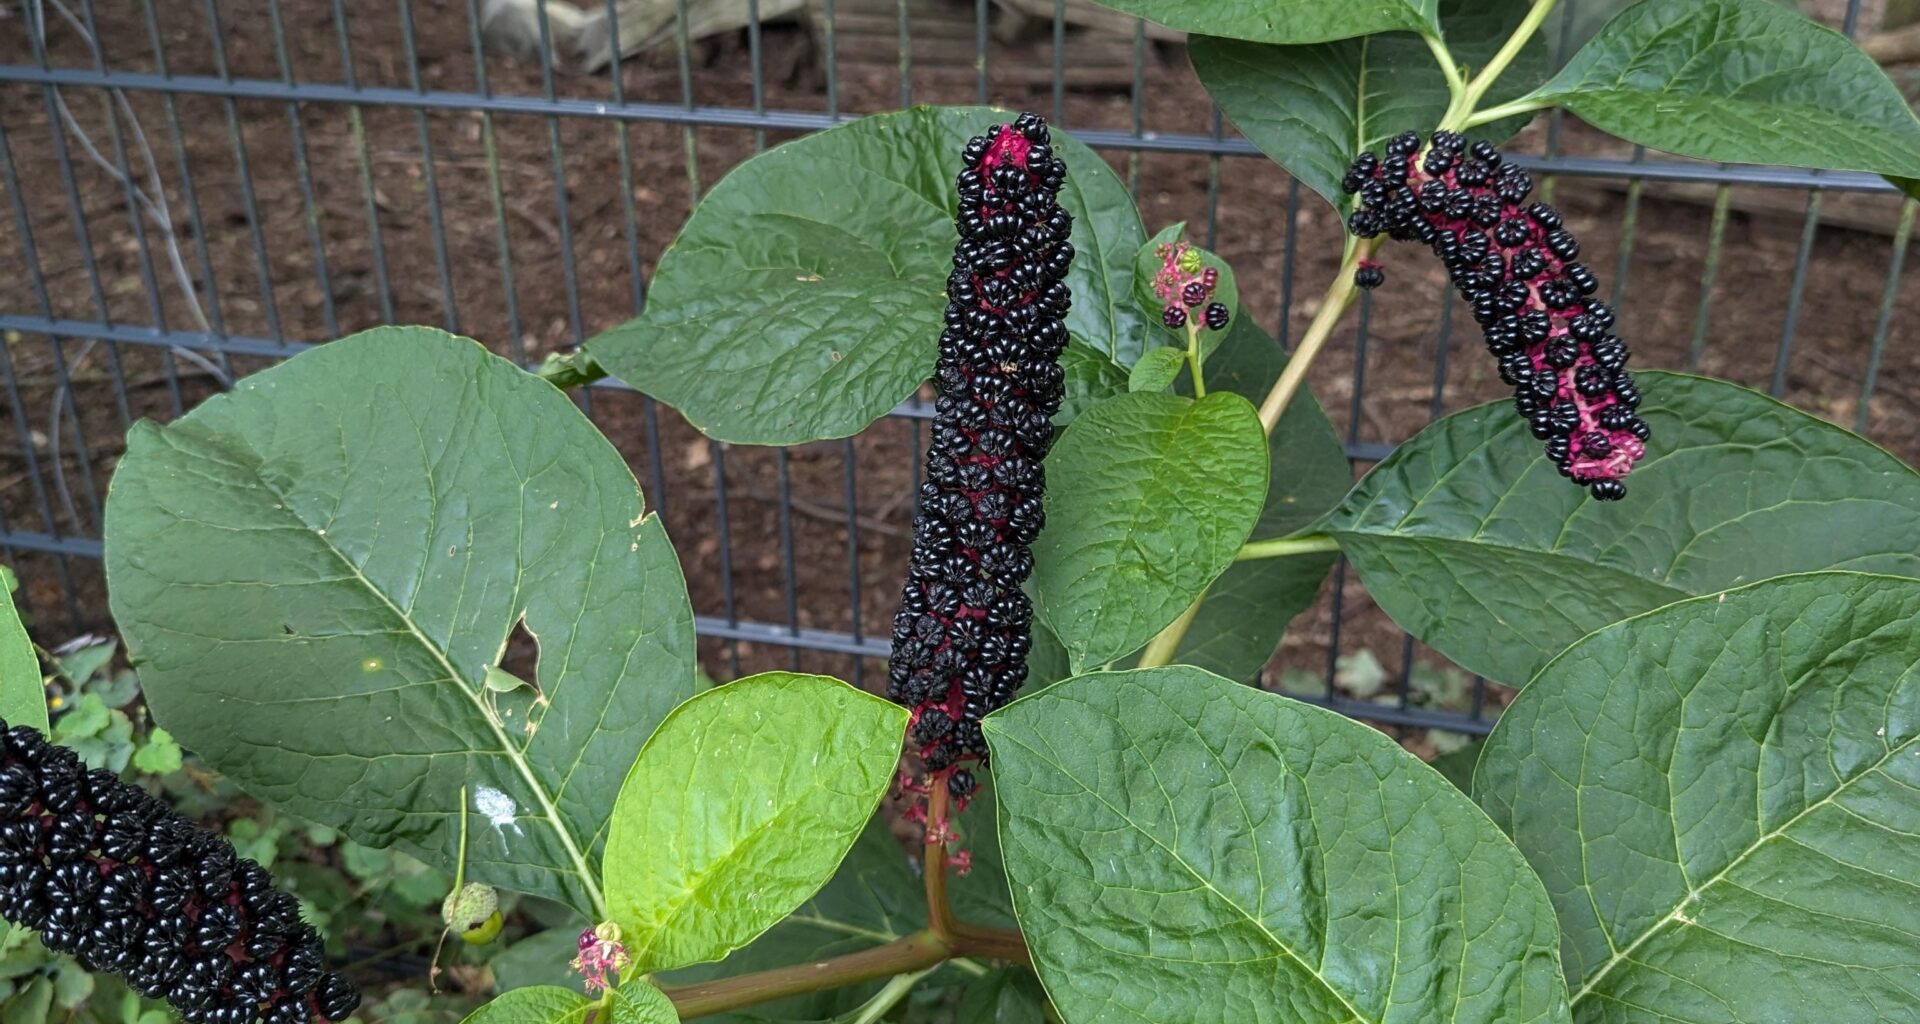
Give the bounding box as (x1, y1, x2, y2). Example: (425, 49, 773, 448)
(1150, 242, 1230, 333)
(0, 721, 358, 1024)
(1345, 130, 1650, 500)
(888, 114, 1072, 805)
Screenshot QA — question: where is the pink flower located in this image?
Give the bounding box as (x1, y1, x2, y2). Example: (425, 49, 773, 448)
(570, 923, 632, 992)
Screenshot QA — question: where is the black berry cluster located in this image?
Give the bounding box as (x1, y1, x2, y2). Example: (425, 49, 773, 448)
(1344, 130, 1650, 500)
(888, 114, 1072, 804)
(0, 721, 358, 1024)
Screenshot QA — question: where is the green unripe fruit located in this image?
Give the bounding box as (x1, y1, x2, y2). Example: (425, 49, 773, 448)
(442, 882, 503, 945)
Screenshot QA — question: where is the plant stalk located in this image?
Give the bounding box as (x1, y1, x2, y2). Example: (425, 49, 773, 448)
(1442, 0, 1560, 132)
(659, 930, 954, 1019)
(924, 784, 960, 944)
(1235, 534, 1341, 562)
(1257, 242, 1373, 434)
(1185, 319, 1207, 398)
(1424, 33, 1467, 117)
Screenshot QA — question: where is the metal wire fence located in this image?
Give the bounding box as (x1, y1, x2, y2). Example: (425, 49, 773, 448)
(1, 0, 1914, 741)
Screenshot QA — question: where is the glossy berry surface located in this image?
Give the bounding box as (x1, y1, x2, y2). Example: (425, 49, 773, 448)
(0, 722, 357, 1024)
(1342, 130, 1649, 500)
(1203, 302, 1230, 331)
(890, 114, 1072, 804)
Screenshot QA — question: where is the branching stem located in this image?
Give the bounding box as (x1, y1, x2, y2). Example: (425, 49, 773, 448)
(659, 931, 953, 1019)
(1441, 0, 1560, 132)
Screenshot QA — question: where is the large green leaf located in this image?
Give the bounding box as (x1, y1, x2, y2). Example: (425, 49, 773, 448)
(1192, 0, 1547, 208)
(984, 667, 1570, 1024)
(1525, 0, 1920, 180)
(1475, 572, 1920, 1022)
(1166, 318, 1348, 681)
(662, 793, 1012, 1023)
(604, 672, 907, 973)
(1056, 337, 1131, 425)
(588, 106, 1147, 445)
(1032, 391, 1268, 672)
(658, 814, 926, 1022)
(1077, 0, 1439, 44)
(0, 576, 46, 735)
(461, 981, 676, 1024)
(105, 326, 696, 916)
(1321, 372, 1920, 686)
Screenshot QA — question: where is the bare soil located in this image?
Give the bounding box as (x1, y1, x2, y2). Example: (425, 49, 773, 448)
(3, 0, 1917, 739)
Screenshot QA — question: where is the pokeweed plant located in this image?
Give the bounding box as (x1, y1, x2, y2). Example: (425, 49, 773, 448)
(6, 0, 1920, 1022)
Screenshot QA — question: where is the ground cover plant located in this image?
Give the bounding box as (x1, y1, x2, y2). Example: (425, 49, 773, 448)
(4, 0, 1920, 1021)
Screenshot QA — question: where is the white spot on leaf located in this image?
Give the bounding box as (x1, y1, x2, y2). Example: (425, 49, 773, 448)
(475, 786, 523, 837)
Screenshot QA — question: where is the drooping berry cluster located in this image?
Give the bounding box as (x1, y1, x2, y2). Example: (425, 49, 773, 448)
(1151, 241, 1230, 334)
(0, 722, 358, 1024)
(1344, 131, 1650, 500)
(888, 114, 1072, 804)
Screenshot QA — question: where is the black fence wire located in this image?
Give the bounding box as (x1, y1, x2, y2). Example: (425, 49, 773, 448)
(0, 0, 1914, 741)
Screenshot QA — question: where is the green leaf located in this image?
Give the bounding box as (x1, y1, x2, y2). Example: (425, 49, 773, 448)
(50, 962, 91, 1011)
(1055, 337, 1130, 425)
(5, 977, 51, 1024)
(0, 584, 45, 736)
(1130, 222, 1239, 357)
(105, 326, 698, 916)
(604, 672, 907, 973)
(1475, 572, 1920, 1022)
(983, 666, 1571, 1024)
(588, 106, 1147, 445)
(131, 726, 183, 776)
(1191, 0, 1548, 209)
(660, 811, 952, 1022)
(1125, 347, 1186, 393)
(54, 640, 114, 688)
(460, 982, 676, 1024)
(1524, 0, 1920, 180)
(490, 928, 584, 993)
(1164, 317, 1349, 681)
(1322, 372, 1920, 685)
(1076, 0, 1439, 44)
(51, 694, 109, 743)
(1033, 391, 1269, 672)
(954, 969, 1046, 1024)
(1428, 739, 1482, 796)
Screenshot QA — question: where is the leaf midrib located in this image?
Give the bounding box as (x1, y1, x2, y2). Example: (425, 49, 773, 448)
(1569, 731, 1920, 1007)
(200, 424, 608, 918)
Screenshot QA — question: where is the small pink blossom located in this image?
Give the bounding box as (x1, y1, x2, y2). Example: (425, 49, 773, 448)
(570, 922, 631, 992)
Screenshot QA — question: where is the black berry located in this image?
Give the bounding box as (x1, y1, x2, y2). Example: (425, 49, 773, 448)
(1203, 302, 1231, 331)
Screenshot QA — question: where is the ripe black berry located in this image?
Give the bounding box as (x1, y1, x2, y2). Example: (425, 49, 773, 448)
(1181, 280, 1208, 308)
(0, 723, 357, 1024)
(1204, 302, 1231, 331)
(1341, 132, 1649, 499)
(1163, 304, 1187, 329)
(890, 115, 1071, 806)
(1354, 264, 1385, 290)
